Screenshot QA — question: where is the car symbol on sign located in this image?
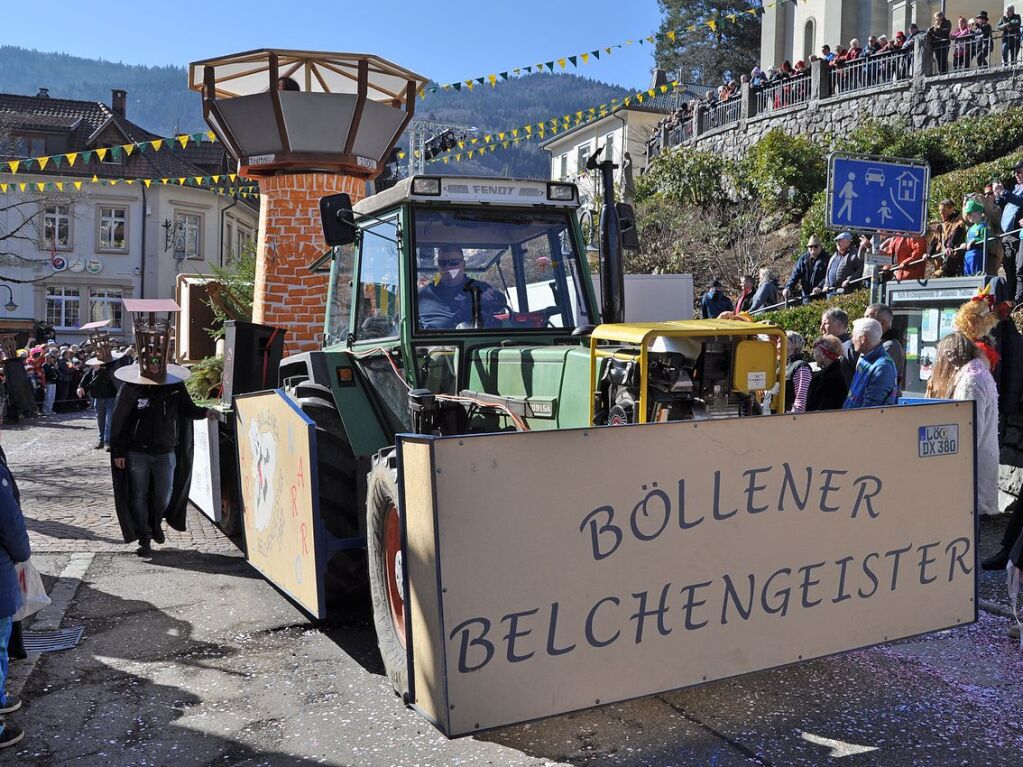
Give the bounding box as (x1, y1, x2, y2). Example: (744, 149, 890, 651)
(864, 168, 886, 185)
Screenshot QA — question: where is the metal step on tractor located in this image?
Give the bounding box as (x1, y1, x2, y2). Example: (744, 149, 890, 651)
(263, 150, 790, 699)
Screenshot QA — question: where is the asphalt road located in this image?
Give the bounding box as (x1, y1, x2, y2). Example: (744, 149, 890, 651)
(2, 413, 1022, 766)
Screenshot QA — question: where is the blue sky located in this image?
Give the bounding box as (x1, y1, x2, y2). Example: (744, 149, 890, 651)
(3, 0, 665, 91)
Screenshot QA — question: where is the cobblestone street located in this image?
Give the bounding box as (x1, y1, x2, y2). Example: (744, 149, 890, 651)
(4, 410, 237, 556)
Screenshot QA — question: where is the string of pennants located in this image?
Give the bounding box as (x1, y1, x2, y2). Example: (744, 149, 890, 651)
(2, 131, 222, 176)
(416, 81, 683, 165)
(0, 176, 258, 198)
(423, 1, 771, 97)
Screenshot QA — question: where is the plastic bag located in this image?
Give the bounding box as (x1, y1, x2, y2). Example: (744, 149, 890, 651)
(13, 558, 50, 622)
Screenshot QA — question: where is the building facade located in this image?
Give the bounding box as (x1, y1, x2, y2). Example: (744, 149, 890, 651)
(0, 88, 258, 343)
(761, 0, 991, 68)
(541, 106, 670, 210)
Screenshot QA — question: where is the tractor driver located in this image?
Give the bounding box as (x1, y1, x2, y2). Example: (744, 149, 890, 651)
(417, 246, 507, 329)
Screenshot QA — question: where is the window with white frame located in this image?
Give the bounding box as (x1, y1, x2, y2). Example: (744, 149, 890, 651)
(41, 205, 72, 250)
(237, 226, 253, 254)
(575, 142, 591, 176)
(45, 286, 81, 329)
(559, 154, 568, 180)
(13, 134, 46, 158)
(97, 206, 128, 252)
(89, 288, 123, 330)
(175, 212, 202, 260)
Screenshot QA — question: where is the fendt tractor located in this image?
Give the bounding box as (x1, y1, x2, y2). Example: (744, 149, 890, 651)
(250, 151, 789, 698)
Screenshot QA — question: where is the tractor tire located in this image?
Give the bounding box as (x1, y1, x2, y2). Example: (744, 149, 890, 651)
(367, 449, 409, 701)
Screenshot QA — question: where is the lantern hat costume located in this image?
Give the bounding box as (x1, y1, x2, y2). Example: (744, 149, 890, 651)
(109, 299, 208, 552)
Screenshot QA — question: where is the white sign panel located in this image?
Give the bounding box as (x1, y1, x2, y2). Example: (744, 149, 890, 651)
(189, 417, 221, 523)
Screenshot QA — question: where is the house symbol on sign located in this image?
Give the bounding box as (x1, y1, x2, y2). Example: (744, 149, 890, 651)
(896, 171, 920, 202)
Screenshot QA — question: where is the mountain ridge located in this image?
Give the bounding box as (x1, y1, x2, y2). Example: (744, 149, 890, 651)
(0, 45, 643, 178)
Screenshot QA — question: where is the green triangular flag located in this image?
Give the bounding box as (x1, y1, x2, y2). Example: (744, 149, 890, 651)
(192, 132, 205, 143)
(591, 50, 600, 60)
(525, 65, 532, 73)
(453, 82, 461, 91)
(51, 154, 64, 168)
(545, 61, 555, 72)
(111, 146, 122, 160)
(499, 72, 509, 80)
(475, 77, 484, 85)
(568, 56, 577, 66)
(81, 150, 93, 164)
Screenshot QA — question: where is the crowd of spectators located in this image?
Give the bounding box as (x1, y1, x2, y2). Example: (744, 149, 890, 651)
(1, 340, 135, 424)
(652, 6, 1020, 141)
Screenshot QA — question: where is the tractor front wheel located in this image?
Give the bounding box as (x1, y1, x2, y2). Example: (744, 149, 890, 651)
(367, 451, 408, 701)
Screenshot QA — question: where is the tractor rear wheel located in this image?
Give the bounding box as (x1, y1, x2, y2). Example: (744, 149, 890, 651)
(367, 450, 408, 701)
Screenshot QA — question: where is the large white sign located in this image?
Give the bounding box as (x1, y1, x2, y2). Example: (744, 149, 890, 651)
(400, 401, 976, 737)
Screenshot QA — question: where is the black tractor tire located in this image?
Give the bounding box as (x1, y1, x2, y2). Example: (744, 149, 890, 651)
(367, 449, 409, 701)
(218, 452, 244, 540)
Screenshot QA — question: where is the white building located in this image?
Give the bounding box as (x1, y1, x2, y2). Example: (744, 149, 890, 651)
(540, 106, 670, 210)
(0, 88, 258, 344)
(761, 0, 993, 68)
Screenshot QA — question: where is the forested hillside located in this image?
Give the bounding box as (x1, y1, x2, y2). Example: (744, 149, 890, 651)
(0, 46, 635, 178)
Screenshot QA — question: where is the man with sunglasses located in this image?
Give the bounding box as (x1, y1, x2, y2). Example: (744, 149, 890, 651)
(782, 235, 828, 304)
(418, 246, 508, 330)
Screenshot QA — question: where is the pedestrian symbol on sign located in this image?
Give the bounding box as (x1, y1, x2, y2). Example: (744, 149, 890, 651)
(836, 173, 858, 222)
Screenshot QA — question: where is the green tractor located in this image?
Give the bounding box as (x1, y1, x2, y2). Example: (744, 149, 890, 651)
(272, 154, 786, 700)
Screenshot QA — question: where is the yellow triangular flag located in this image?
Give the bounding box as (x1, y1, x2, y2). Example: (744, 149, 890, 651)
(151, 140, 163, 152)
(178, 177, 186, 185)
(18, 183, 26, 192)
(498, 132, 505, 141)
(206, 131, 215, 141)
(8, 161, 19, 174)
(229, 173, 236, 182)
(96, 148, 108, 161)
(124, 144, 135, 156)
(74, 181, 82, 191)
(125, 180, 134, 185)
(55, 182, 63, 192)
(467, 150, 474, 159)
(212, 175, 220, 183)
(667, 30, 676, 41)
(35, 182, 45, 191)
(110, 179, 118, 186)
(178, 136, 189, 149)
(557, 58, 566, 69)
(143, 179, 152, 188)
(707, 19, 717, 31)
(488, 74, 497, 86)
(581, 53, 590, 64)
(38, 157, 49, 170)
(91, 174, 99, 183)
(0, 184, 6, 194)
(193, 176, 202, 185)
(161, 178, 169, 185)
(65, 153, 78, 167)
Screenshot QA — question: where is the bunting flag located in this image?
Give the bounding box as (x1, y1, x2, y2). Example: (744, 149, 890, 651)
(3, 131, 221, 176)
(420, 3, 764, 98)
(0, 170, 258, 197)
(427, 80, 684, 165)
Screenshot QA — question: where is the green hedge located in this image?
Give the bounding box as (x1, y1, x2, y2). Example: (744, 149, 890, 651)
(741, 129, 826, 214)
(636, 148, 731, 206)
(929, 148, 1023, 209)
(758, 292, 872, 344)
(836, 108, 1023, 176)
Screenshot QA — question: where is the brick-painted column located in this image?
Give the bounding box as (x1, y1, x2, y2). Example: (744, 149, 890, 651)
(253, 173, 366, 352)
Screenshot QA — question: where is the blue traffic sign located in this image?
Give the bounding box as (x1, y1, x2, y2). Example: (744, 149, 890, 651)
(826, 154, 930, 236)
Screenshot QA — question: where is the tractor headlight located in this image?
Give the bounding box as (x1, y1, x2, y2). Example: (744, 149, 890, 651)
(411, 177, 442, 196)
(547, 182, 576, 202)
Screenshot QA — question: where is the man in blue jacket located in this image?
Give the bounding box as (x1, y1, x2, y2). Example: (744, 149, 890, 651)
(700, 279, 734, 318)
(0, 448, 30, 749)
(783, 235, 828, 303)
(843, 318, 898, 409)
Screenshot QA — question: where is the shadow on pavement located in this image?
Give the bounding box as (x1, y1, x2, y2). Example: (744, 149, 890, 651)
(148, 549, 255, 578)
(25, 517, 126, 546)
(7, 581, 364, 766)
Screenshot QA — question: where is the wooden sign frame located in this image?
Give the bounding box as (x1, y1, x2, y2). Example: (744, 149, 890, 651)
(398, 401, 977, 737)
(235, 389, 329, 618)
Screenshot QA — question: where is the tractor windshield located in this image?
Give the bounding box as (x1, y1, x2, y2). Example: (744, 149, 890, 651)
(412, 207, 593, 332)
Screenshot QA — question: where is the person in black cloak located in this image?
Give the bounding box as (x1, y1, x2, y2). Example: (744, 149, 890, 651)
(108, 300, 215, 557)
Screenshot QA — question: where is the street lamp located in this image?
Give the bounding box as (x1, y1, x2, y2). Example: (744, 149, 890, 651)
(0, 284, 17, 312)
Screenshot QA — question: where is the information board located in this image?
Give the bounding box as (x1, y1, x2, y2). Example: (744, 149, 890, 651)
(235, 389, 327, 618)
(400, 402, 976, 737)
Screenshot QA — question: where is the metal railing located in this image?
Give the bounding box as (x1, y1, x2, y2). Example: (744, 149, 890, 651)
(707, 98, 741, 129)
(754, 75, 811, 113)
(944, 29, 1022, 74)
(829, 52, 912, 95)
(670, 120, 694, 144)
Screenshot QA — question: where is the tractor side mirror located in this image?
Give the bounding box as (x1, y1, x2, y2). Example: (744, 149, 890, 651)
(616, 203, 640, 251)
(319, 193, 357, 247)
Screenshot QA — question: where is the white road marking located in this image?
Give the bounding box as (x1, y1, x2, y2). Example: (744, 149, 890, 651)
(800, 730, 879, 757)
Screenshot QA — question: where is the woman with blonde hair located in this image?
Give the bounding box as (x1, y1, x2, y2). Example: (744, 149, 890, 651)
(926, 332, 999, 515)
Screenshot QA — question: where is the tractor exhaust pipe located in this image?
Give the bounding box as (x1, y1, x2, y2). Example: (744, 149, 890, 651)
(587, 146, 625, 325)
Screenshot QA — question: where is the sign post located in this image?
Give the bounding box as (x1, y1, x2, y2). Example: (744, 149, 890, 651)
(826, 154, 930, 235)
